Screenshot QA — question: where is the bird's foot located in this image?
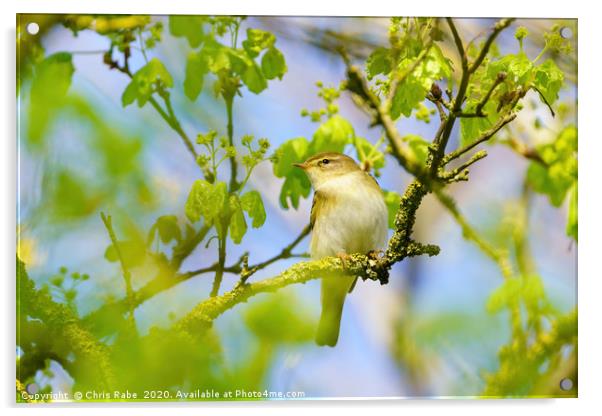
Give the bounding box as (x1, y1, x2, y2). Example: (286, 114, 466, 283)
(336, 252, 352, 269)
(367, 249, 385, 260)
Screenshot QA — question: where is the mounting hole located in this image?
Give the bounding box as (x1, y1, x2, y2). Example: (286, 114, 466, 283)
(559, 377, 574, 391)
(560, 26, 573, 39)
(26, 22, 40, 35)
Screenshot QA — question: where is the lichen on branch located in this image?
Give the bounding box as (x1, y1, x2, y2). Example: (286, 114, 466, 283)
(175, 177, 440, 335)
(17, 257, 116, 391)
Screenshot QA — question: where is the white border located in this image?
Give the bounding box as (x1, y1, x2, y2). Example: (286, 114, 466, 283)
(3, 1, 601, 415)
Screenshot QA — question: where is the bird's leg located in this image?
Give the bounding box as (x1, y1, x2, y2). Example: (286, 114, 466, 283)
(367, 249, 385, 260)
(336, 252, 352, 269)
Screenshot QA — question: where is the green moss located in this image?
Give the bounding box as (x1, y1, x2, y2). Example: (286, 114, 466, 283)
(17, 257, 116, 391)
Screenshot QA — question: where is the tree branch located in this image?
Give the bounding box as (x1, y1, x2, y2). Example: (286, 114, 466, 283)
(17, 258, 116, 391)
(175, 179, 440, 335)
(469, 19, 515, 74)
(439, 150, 488, 182)
(344, 64, 426, 180)
(236, 224, 312, 282)
(105, 49, 204, 173)
(100, 212, 137, 331)
(428, 19, 514, 175)
(84, 224, 310, 332)
(504, 136, 548, 167)
(455, 71, 507, 118)
(443, 111, 518, 165)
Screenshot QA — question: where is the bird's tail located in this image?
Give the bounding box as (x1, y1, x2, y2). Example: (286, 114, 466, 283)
(315, 274, 355, 347)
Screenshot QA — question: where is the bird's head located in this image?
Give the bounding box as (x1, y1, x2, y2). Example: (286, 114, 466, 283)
(294, 152, 361, 188)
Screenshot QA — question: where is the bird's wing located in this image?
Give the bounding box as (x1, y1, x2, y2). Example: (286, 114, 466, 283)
(365, 171, 382, 190)
(310, 190, 326, 230)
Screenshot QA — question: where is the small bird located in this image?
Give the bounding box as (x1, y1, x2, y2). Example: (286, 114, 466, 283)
(294, 152, 388, 346)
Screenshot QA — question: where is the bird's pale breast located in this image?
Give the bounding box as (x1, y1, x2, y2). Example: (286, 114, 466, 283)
(310, 171, 388, 259)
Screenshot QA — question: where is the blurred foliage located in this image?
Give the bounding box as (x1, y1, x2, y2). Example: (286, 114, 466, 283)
(527, 125, 577, 207)
(17, 15, 576, 401)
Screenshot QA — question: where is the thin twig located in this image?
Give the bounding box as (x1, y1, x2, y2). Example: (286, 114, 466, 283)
(210, 231, 228, 297)
(85, 225, 309, 327)
(504, 136, 548, 167)
(100, 212, 137, 332)
(456, 72, 507, 118)
(530, 85, 556, 117)
(469, 19, 515, 74)
(105, 48, 200, 164)
(439, 150, 488, 182)
(430, 19, 514, 175)
(443, 111, 518, 165)
(238, 224, 311, 282)
(344, 64, 426, 180)
(224, 93, 240, 192)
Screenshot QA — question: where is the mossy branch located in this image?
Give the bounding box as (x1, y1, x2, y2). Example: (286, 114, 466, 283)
(175, 17, 519, 339)
(84, 223, 310, 333)
(17, 258, 116, 391)
(175, 180, 439, 336)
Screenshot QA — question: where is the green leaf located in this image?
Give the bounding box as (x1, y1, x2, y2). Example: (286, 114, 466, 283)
(104, 240, 146, 268)
(567, 184, 577, 241)
(153, 215, 181, 244)
(366, 47, 392, 79)
(404, 134, 430, 165)
(390, 75, 427, 120)
(261, 47, 287, 80)
(427, 44, 453, 80)
(309, 115, 355, 155)
(533, 59, 564, 106)
(121, 58, 173, 107)
(226, 48, 249, 75)
(384, 190, 401, 229)
(460, 114, 493, 147)
(527, 125, 577, 207)
(272, 137, 309, 178)
(28, 53, 74, 145)
(459, 100, 499, 147)
(228, 195, 247, 244)
(183, 51, 209, 101)
(204, 40, 231, 73)
(389, 47, 452, 120)
(279, 170, 311, 209)
(168, 15, 205, 48)
(242, 61, 267, 94)
(240, 190, 266, 228)
(507, 53, 533, 84)
(487, 53, 532, 86)
(184, 180, 228, 224)
(242, 28, 275, 58)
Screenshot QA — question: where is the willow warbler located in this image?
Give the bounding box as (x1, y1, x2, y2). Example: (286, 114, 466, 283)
(294, 152, 388, 346)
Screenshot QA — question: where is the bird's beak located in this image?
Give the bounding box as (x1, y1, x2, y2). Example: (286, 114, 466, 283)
(293, 162, 307, 170)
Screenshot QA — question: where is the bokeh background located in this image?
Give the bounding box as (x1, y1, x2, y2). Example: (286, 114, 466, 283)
(17, 16, 577, 398)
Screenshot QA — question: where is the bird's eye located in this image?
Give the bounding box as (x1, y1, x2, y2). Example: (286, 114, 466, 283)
(322, 159, 330, 165)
